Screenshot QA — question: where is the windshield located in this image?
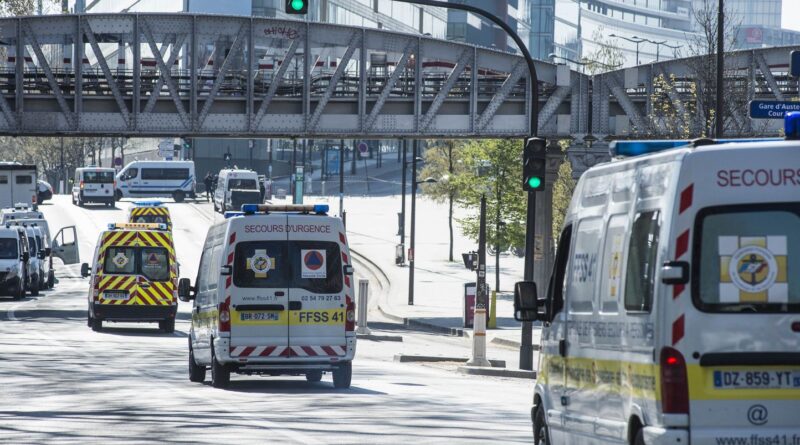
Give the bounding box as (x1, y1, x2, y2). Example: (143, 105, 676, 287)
(132, 215, 170, 225)
(103, 246, 170, 281)
(27, 235, 36, 252)
(694, 204, 800, 313)
(228, 178, 258, 190)
(35, 236, 42, 252)
(84, 171, 115, 183)
(233, 241, 342, 293)
(0, 238, 18, 259)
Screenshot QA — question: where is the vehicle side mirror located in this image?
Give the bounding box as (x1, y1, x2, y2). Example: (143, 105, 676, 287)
(38, 249, 46, 260)
(178, 278, 194, 302)
(45, 247, 51, 256)
(513, 281, 539, 322)
(80, 263, 90, 278)
(220, 265, 232, 276)
(343, 265, 354, 276)
(21, 251, 29, 263)
(661, 261, 689, 285)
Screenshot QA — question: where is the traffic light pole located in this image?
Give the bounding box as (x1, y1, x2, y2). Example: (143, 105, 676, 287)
(395, 0, 540, 371)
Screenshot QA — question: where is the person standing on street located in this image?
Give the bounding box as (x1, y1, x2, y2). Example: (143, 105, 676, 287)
(203, 172, 213, 202)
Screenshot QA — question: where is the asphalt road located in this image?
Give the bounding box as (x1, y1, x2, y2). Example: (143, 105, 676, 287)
(0, 195, 533, 444)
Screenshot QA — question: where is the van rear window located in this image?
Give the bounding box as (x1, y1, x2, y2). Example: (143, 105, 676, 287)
(103, 246, 170, 281)
(694, 204, 800, 313)
(83, 171, 115, 183)
(234, 241, 342, 293)
(228, 179, 258, 190)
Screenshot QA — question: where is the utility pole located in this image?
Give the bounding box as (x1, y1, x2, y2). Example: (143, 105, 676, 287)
(339, 139, 345, 217)
(400, 139, 407, 247)
(408, 140, 418, 305)
(716, 0, 725, 138)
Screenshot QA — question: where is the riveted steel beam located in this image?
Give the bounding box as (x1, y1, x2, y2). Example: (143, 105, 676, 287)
(22, 21, 76, 128)
(605, 72, 647, 133)
(419, 47, 471, 132)
(142, 34, 186, 115)
(475, 60, 526, 131)
(141, 19, 190, 129)
(755, 53, 784, 101)
(364, 40, 415, 131)
(251, 37, 300, 130)
(308, 31, 361, 132)
(537, 85, 570, 131)
(82, 17, 131, 128)
(197, 24, 248, 128)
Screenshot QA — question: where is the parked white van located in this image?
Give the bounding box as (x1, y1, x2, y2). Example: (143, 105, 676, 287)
(72, 167, 116, 207)
(115, 161, 196, 203)
(0, 163, 37, 209)
(0, 225, 30, 300)
(213, 168, 262, 213)
(179, 204, 356, 389)
(514, 127, 800, 444)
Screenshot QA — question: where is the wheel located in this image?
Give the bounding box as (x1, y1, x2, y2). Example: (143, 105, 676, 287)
(210, 345, 230, 388)
(115, 190, 123, 201)
(91, 317, 102, 332)
(87, 312, 92, 327)
(533, 405, 550, 445)
(29, 276, 39, 296)
(47, 270, 55, 289)
(173, 190, 185, 203)
(305, 370, 323, 383)
(159, 318, 175, 334)
(12, 281, 24, 301)
(633, 428, 645, 445)
(188, 345, 206, 383)
(332, 361, 352, 389)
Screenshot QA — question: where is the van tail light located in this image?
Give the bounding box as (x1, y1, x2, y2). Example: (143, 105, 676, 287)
(32, 195, 36, 204)
(660, 347, 690, 414)
(80, 180, 85, 190)
(345, 295, 355, 331)
(218, 297, 231, 332)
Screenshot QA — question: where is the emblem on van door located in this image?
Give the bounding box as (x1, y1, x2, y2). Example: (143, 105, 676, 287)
(719, 236, 787, 303)
(747, 404, 768, 426)
(247, 249, 275, 278)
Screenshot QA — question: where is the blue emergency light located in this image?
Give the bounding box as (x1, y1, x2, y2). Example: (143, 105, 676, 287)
(241, 204, 259, 214)
(134, 200, 164, 207)
(224, 211, 244, 219)
(610, 140, 693, 157)
(785, 111, 800, 140)
(313, 204, 329, 214)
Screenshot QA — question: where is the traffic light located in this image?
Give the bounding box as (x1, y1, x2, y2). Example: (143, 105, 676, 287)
(285, 0, 308, 14)
(523, 137, 546, 192)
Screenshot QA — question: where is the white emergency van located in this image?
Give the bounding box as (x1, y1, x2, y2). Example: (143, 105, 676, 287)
(0, 203, 44, 223)
(514, 117, 800, 444)
(72, 167, 116, 207)
(0, 226, 30, 300)
(0, 163, 37, 209)
(115, 160, 196, 203)
(213, 168, 262, 213)
(179, 204, 356, 389)
(11, 224, 43, 295)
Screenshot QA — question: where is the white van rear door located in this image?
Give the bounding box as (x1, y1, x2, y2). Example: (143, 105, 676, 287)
(11, 171, 35, 206)
(287, 215, 347, 359)
(229, 215, 290, 358)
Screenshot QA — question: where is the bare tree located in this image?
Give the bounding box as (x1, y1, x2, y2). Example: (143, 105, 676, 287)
(582, 26, 626, 75)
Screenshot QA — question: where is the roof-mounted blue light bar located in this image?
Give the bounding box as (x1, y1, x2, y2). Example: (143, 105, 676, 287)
(224, 211, 244, 219)
(134, 200, 164, 207)
(785, 111, 800, 140)
(313, 204, 329, 215)
(241, 204, 259, 214)
(610, 140, 692, 157)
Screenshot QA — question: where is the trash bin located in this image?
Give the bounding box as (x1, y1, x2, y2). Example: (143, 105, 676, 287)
(463, 282, 476, 328)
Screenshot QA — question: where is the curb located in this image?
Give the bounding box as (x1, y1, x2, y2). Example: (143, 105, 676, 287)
(457, 366, 536, 379)
(394, 354, 506, 368)
(489, 336, 540, 351)
(357, 333, 403, 342)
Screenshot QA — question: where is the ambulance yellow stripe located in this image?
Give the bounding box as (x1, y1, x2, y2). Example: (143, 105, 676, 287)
(138, 231, 156, 247)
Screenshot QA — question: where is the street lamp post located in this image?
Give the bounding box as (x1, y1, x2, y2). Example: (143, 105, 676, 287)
(408, 142, 436, 306)
(609, 34, 647, 65)
(548, 53, 622, 72)
(716, 0, 725, 138)
(400, 139, 407, 247)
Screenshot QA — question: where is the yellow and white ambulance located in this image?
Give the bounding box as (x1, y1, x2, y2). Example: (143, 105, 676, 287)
(514, 114, 800, 444)
(82, 222, 178, 333)
(179, 204, 356, 389)
(127, 201, 172, 232)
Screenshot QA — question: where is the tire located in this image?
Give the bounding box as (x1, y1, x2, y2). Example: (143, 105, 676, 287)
(47, 270, 55, 289)
(173, 190, 185, 203)
(211, 345, 230, 388)
(12, 281, 24, 301)
(29, 276, 39, 296)
(87, 312, 92, 327)
(533, 405, 550, 445)
(305, 370, 323, 383)
(332, 361, 352, 389)
(91, 317, 102, 332)
(115, 190, 123, 201)
(159, 318, 175, 334)
(188, 345, 206, 383)
(633, 429, 645, 445)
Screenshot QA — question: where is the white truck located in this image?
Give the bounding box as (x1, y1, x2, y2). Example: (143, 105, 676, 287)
(0, 163, 38, 210)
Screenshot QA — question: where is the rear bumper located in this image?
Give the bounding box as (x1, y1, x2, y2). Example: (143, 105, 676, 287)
(213, 337, 356, 371)
(92, 303, 176, 322)
(643, 426, 689, 445)
(80, 192, 114, 203)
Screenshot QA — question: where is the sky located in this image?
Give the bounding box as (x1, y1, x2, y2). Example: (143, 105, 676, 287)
(784, 0, 800, 31)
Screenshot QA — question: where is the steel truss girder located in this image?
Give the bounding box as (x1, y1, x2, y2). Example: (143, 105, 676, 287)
(419, 47, 472, 132)
(538, 85, 570, 132)
(141, 19, 191, 129)
(143, 34, 186, 115)
(82, 17, 131, 128)
(364, 39, 416, 131)
(251, 37, 301, 131)
(308, 31, 361, 132)
(754, 53, 784, 101)
(476, 60, 526, 131)
(197, 24, 248, 128)
(605, 72, 648, 133)
(22, 21, 76, 128)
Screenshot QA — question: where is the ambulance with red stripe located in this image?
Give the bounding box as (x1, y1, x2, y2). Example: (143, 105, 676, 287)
(179, 204, 356, 389)
(127, 201, 172, 232)
(514, 114, 800, 445)
(82, 222, 178, 333)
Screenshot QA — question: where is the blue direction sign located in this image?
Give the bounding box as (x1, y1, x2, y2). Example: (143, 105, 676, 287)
(792, 51, 800, 77)
(749, 101, 800, 119)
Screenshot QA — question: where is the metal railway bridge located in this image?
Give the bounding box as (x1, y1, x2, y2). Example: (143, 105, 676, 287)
(0, 13, 797, 142)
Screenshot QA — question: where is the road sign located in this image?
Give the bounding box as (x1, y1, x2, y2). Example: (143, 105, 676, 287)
(114, 157, 122, 166)
(158, 139, 174, 158)
(792, 51, 800, 77)
(749, 100, 800, 119)
(358, 142, 369, 158)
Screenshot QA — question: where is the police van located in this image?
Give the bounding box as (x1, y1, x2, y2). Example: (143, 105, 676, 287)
(8, 223, 45, 295)
(115, 160, 196, 203)
(72, 167, 117, 207)
(82, 222, 178, 333)
(213, 168, 262, 214)
(514, 114, 800, 444)
(127, 201, 172, 232)
(0, 203, 44, 222)
(0, 225, 30, 300)
(178, 204, 356, 389)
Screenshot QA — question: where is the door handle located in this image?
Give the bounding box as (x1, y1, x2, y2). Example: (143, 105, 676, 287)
(288, 301, 302, 311)
(275, 291, 285, 297)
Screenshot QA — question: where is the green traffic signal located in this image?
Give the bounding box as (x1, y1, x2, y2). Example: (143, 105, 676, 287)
(527, 176, 542, 189)
(291, 0, 304, 11)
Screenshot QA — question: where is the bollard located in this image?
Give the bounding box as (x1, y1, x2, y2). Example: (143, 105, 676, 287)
(466, 307, 491, 367)
(488, 290, 497, 329)
(356, 279, 371, 335)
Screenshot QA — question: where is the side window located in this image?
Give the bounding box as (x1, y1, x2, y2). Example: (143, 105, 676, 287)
(124, 168, 138, 180)
(0, 175, 8, 184)
(207, 243, 223, 294)
(599, 215, 628, 313)
(16, 175, 32, 184)
(196, 249, 212, 305)
(625, 211, 662, 312)
(547, 224, 573, 321)
(568, 218, 602, 313)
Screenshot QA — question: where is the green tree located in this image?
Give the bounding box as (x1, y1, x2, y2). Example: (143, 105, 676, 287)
(551, 145, 576, 241)
(420, 140, 466, 262)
